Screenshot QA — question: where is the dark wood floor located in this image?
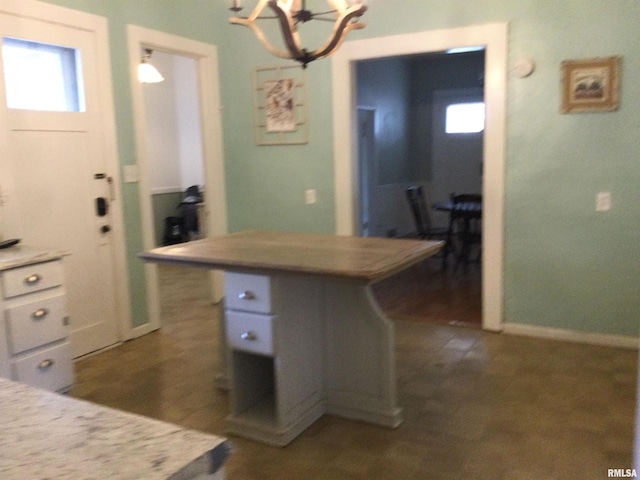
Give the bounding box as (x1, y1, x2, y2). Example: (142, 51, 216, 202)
(373, 256, 481, 328)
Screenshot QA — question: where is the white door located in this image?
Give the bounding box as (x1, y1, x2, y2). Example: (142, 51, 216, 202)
(0, 7, 123, 357)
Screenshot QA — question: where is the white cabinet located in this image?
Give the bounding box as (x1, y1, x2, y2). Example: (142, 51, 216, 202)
(0, 250, 73, 393)
(224, 272, 324, 447)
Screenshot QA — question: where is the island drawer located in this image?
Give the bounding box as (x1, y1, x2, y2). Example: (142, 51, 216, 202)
(1, 261, 64, 299)
(12, 341, 74, 392)
(226, 311, 274, 356)
(5, 294, 69, 355)
(225, 272, 272, 314)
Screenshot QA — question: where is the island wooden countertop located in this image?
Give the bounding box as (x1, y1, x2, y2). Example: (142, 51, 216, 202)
(140, 230, 443, 282)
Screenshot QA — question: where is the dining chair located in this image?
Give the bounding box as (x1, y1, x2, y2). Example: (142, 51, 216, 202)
(406, 186, 449, 241)
(446, 193, 482, 271)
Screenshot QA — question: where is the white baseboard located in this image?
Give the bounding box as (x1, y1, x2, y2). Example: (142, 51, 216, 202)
(502, 323, 639, 350)
(126, 322, 160, 341)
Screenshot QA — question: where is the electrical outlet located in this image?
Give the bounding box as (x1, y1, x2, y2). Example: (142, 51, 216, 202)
(305, 189, 317, 205)
(595, 192, 611, 212)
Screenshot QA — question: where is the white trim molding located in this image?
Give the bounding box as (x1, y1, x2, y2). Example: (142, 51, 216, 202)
(503, 323, 639, 350)
(332, 23, 509, 333)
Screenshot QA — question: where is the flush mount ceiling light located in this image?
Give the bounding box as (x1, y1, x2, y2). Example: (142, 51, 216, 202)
(138, 48, 164, 84)
(229, 0, 367, 68)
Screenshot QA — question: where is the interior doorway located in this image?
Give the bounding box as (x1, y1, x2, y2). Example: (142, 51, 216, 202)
(127, 26, 228, 335)
(332, 23, 508, 332)
(141, 50, 205, 247)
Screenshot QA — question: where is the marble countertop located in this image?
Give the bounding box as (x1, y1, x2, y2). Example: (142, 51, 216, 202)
(0, 245, 70, 271)
(140, 230, 443, 282)
(0, 378, 230, 479)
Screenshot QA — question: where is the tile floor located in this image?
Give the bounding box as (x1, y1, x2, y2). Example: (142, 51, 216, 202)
(72, 265, 638, 480)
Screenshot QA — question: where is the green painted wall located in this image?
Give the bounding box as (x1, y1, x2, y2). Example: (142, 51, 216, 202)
(40, 0, 639, 338)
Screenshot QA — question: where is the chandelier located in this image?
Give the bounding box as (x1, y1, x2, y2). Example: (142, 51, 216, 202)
(229, 1, 368, 67)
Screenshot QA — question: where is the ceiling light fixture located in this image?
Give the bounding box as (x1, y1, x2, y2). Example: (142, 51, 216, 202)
(138, 48, 165, 84)
(229, 0, 368, 68)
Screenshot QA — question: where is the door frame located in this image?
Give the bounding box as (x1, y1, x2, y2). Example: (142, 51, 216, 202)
(332, 23, 508, 332)
(127, 25, 228, 334)
(0, 0, 133, 347)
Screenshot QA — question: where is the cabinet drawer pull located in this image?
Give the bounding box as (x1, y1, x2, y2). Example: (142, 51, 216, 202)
(238, 291, 256, 300)
(25, 274, 42, 286)
(38, 359, 55, 370)
(240, 331, 257, 341)
(32, 308, 49, 320)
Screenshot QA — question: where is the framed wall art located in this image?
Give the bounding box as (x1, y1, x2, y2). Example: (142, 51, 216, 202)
(560, 56, 621, 113)
(253, 65, 308, 145)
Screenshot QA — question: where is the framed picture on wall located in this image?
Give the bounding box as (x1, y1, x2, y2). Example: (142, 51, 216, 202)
(560, 56, 621, 113)
(253, 65, 308, 145)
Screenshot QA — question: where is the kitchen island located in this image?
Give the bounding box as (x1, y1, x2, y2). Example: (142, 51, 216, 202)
(140, 230, 443, 446)
(0, 377, 230, 479)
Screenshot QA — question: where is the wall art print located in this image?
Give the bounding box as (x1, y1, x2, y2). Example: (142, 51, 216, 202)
(253, 66, 308, 145)
(560, 56, 621, 113)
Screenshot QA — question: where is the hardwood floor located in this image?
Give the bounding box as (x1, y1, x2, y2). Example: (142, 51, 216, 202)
(373, 256, 481, 328)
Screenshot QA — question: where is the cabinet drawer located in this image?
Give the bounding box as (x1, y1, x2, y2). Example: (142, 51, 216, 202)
(13, 342, 74, 392)
(226, 311, 275, 356)
(2, 261, 64, 299)
(6, 294, 68, 355)
(225, 272, 272, 313)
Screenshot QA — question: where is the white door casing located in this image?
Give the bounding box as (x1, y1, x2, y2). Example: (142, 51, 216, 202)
(332, 23, 508, 332)
(0, 0, 131, 357)
(127, 25, 228, 333)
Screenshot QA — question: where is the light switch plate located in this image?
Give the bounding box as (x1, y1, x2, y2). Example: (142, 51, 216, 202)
(305, 189, 317, 205)
(123, 165, 139, 183)
(596, 192, 611, 212)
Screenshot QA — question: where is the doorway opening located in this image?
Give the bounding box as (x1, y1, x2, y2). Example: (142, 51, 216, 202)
(141, 50, 205, 247)
(332, 23, 508, 332)
(355, 52, 485, 239)
(127, 25, 228, 335)
(355, 51, 485, 329)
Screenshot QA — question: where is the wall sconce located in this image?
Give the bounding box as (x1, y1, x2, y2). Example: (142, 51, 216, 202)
(229, 0, 367, 68)
(138, 48, 165, 84)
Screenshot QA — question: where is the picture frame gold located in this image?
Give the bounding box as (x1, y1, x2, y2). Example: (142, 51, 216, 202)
(253, 65, 308, 145)
(561, 56, 621, 113)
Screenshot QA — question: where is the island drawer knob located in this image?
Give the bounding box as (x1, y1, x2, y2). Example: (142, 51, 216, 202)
(240, 331, 257, 341)
(32, 308, 49, 320)
(25, 274, 42, 285)
(238, 291, 256, 300)
(38, 359, 55, 370)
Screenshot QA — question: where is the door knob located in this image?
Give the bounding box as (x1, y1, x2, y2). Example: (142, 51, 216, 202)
(101, 225, 111, 234)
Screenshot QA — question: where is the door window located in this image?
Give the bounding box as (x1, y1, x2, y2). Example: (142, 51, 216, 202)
(2, 37, 85, 112)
